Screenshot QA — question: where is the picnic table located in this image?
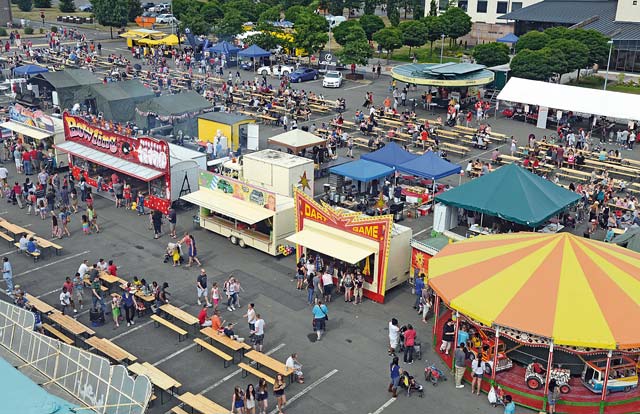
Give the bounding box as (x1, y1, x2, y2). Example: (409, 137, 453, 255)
(85, 336, 137, 364)
(245, 350, 294, 382)
(160, 303, 199, 331)
(201, 327, 251, 362)
(48, 312, 95, 345)
(25, 293, 57, 314)
(0, 219, 33, 236)
(129, 362, 181, 404)
(177, 392, 229, 414)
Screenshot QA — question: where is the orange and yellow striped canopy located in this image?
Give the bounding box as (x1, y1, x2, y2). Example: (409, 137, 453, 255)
(428, 232, 640, 350)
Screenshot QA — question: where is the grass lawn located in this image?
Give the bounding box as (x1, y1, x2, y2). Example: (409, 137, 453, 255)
(12, 5, 92, 24)
(568, 75, 640, 95)
(390, 43, 466, 63)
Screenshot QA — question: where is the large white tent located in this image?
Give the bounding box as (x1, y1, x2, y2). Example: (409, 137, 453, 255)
(497, 77, 640, 121)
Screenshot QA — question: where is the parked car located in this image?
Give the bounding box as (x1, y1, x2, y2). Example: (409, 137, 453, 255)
(257, 65, 294, 77)
(325, 15, 347, 28)
(79, 4, 92, 12)
(290, 67, 319, 83)
(322, 70, 343, 88)
(155, 14, 177, 24)
(141, 2, 155, 10)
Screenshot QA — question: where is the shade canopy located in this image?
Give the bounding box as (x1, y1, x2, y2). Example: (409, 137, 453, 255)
(397, 151, 461, 180)
(268, 129, 325, 151)
(13, 65, 48, 76)
(391, 62, 495, 87)
(181, 188, 274, 225)
(429, 232, 640, 350)
(497, 33, 519, 43)
(238, 44, 271, 58)
(207, 41, 240, 55)
(330, 159, 394, 182)
(612, 227, 640, 253)
(498, 77, 640, 121)
(435, 163, 580, 227)
(286, 227, 376, 264)
(360, 141, 418, 168)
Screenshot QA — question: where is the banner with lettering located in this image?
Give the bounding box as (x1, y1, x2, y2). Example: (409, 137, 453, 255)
(293, 188, 393, 303)
(10, 104, 56, 133)
(198, 170, 277, 211)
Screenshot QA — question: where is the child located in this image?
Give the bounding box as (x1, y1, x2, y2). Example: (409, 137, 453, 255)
(38, 200, 47, 219)
(172, 244, 181, 267)
(51, 214, 60, 239)
(26, 191, 36, 215)
(123, 183, 132, 209)
(132, 276, 142, 289)
(81, 214, 90, 235)
(111, 295, 121, 328)
(211, 282, 220, 311)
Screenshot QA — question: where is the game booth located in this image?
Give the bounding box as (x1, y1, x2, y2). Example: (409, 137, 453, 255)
(56, 113, 202, 214)
(286, 189, 412, 303)
(427, 232, 640, 414)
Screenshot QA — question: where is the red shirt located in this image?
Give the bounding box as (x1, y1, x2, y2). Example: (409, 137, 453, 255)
(63, 280, 74, 295)
(22, 151, 31, 162)
(198, 308, 207, 325)
(107, 264, 117, 276)
(404, 328, 416, 347)
(30, 149, 37, 161)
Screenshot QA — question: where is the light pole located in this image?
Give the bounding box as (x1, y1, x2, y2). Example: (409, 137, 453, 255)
(439, 33, 445, 64)
(604, 40, 614, 90)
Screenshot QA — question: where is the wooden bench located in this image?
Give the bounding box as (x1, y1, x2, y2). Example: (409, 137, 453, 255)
(85, 336, 137, 364)
(0, 232, 13, 244)
(25, 294, 57, 314)
(177, 392, 229, 414)
(194, 338, 232, 368)
(171, 407, 189, 414)
(238, 362, 275, 385)
(440, 143, 468, 157)
(245, 350, 295, 382)
(15, 242, 41, 262)
(42, 323, 74, 345)
(151, 314, 188, 341)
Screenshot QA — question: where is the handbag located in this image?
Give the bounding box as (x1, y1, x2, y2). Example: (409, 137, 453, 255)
(321, 307, 328, 321)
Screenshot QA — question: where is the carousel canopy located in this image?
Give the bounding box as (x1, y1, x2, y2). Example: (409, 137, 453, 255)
(428, 232, 640, 350)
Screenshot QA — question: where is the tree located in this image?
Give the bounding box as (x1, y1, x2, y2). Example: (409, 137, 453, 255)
(127, 0, 142, 23)
(333, 19, 363, 45)
(412, 0, 424, 19)
(259, 5, 282, 23)
(399, 20, 427, 53)
(34, 0, 51, 7)
(428, 0, 437, 16)
(284, 0, 313, 8)
(423, 15, 445, 53)
(171, 0, 197, 19)
(17, 0, 32, 12)
(294, 11, 329, 62)
(217, 9, 245, 38)
(90, 0, 127, 38)
(284, 5, 308, 23)
(543, 26, 571, 41)
(359, 14, 384, 40)
(440, 7, 471, 44)
(328, 0, 344, 15)
(373, 26, 402, 62)
(387, 0, 400, 26)
(472, 42, 509, 66)
(344, 0, 363, 16)
(58, 0, 75, 12)
(363, 0, 377, 14)
(548, 38, 589, 79)
(202, 1, 224, 22)
(179, 8, 210, 35)
(514, 30, 549, 53)
(510, 47, 566, 81)
(222, 0, 261, 22)
(338, 36, 373, 66)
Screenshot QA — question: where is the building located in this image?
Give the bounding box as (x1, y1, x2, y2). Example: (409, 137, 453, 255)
(500, 0, 640, 73)
(0, 0, 11, 28)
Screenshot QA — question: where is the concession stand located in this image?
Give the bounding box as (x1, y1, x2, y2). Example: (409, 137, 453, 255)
(57, 112, 177, 213)
(287, 189, 412, 303)
(182, 170, 296, 256)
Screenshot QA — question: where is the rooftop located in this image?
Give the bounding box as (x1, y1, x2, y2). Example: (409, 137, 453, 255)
(243, 149, 313, 167)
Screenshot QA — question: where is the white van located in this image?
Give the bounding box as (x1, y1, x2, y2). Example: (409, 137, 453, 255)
(325, 15, 347, 28)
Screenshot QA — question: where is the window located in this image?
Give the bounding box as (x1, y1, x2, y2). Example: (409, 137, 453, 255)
(476, 1, 488, 13)
(458, 0, 468, 11)
(634, 0, 638, 5)
(511, 2, 523, 11)
(496, 1, 508, 13)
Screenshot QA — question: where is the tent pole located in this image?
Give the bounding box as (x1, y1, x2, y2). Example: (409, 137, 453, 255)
(491, 326, 500, 382)
(432, 180, 436, 213)
(452, 311, 460, 371)
(480, 213, 484, 227)
(543, 342, 554, 402)
(601, 350, 612, 403)
(432, 295, 440, 337)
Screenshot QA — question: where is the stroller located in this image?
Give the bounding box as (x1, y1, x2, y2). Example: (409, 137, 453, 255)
(163, 242, 184, 265)
(424, 361, 447, 386)
(400, 371, 424, 397)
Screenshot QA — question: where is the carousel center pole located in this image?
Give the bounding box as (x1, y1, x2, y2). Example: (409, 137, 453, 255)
(453, 311, 460, 354)
(491, 326, 500, 382)
(432, 295, 441, 343)
(600, 350, 613, 413)
(543, 342, 555, 411)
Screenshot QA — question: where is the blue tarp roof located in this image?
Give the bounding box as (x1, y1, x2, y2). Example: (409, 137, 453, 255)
(397, 151, 461, 180)
(238, 44, 271, 58)
(330, 159, 394, 182)
(360, 142, 418, 168)
(497, 33, 519, 43)
(207, 41, 240, 55)
(13, 64, 48, 76)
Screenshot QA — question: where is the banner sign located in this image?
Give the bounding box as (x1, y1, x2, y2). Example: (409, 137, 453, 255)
(318, 50, 337, 66)
(10, 104, 56, 132)
(199, 170, 277, 211)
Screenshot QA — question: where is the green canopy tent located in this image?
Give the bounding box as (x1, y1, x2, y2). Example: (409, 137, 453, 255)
(134, 91, 213, 137)
(611, 227, 640, 253)
(434, 163, 580, 228)
(84, 80, 156, 123)
(29, 69, 101, 110)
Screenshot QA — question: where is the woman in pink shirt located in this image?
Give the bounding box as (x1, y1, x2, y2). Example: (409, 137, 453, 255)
(403, 324, 417, 364)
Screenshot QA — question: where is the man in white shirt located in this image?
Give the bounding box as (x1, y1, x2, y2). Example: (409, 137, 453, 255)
(321, 270, 334, 303)
(59, 286, 71, 315)
(77, 259, 89, 279)
(0, 165, 8, 182)
(285, 353, 304, 384)
(243, 303, 256, 332)
(206, 141, 214, 159)
(18, 234, 28, 252)
(250, 313, 265, 352)
(388, 318, 400, 356)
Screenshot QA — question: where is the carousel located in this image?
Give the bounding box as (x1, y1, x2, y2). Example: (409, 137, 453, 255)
(428, 232, 640, 414)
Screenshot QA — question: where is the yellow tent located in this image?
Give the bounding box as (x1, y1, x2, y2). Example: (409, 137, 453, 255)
(137, 34, 181, 46)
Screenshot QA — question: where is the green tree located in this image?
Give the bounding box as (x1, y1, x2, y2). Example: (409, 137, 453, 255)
(284, 0, 313, 8)
(412, 0, 424, 19)
(258, 5, 282, 23)
(179, 8, 210, 35)
(127, 0, 142, 23)
(328, 0, 344, 15)
(543, 26, 571, 41)
(344, 0, 363, 15)
(34, 0, 51, 7)
(373, 26, 402, 62)
(510, 47, 566, 81)
(90, 0, 127, 38)
(472, 42, 509, 66)
(294, 11, 329, 62)
(387, 0, 400, 25)
(333, 19, 363, 45)
(17, 0, 32, 12)
(284, 5, 308, 22)
(574, 30, 610, 67)
(359, 14, 384, 40)
(59, 0, 75, 12)
(171, 0, 197, 19)
(338, 35, 372, 66)
(217, 9, 245, 38)
(515, 30, 549, 53)
(440, 7, 471, 44)
(423, 15, 445, 53)
(548, 38, 589, 79)
(428, 0, 437, 16)
(399, 20, 427, 53)
(202, 1, 224, 22)
(246, 30, 289, 51)
(222, 0, 260, 22)
(363, 0, 377, 14)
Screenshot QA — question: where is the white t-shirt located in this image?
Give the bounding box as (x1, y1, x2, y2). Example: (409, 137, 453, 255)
(78, 263, 89, 278)
(60, 291, 70, 305)
(97, 261, 108, 271)
(253, 318, 265, 335)
(389, 322, 400, 344)
(472, 359, 486, 375)
(321, 273, 333, 286)
(246, 308, 256, 324)
(0, 167, 8, 179)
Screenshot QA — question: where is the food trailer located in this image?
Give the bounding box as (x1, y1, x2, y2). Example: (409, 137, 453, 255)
(57, 112, 201, 214)
(287, 189, 411, 303)
(1, 104, 66, 167)
(182, 170, 296, 256)
(242, 149, 315, 197)
(197, 112, 257, 150)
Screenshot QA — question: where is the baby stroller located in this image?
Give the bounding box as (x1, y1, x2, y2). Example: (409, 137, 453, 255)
(424, 361, 447, 386)
(400, 371, 424, 397)
(163, 242, 184, 265)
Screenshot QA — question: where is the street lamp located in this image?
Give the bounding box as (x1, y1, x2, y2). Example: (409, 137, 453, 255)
(439, 33, 445, 64)
(604, 40, 614, 90)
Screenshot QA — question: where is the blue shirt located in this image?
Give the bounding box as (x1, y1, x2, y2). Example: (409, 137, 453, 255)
(27, 241, 37, 253)
(390, 363, 400, 379)
(415, 277, 424, 297)
(457, 330, 469, 345)
(504, 402, 516, 414)
(312, 304, 328, 319)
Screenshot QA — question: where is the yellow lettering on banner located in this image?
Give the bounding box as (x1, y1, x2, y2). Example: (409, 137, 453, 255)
(352, 225, 379, 239)
(304, 204, 327, 222)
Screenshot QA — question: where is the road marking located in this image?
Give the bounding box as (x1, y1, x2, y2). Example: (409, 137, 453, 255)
(413, 226, 433, 237)
(36, 287, 62, 298)
(0, 250, 17, 257)
(152, 342, 197, 366)
(110, 304, 188, 341)
(344, 83, 370, 91)
(369, 397, 396, 414)
(268, 369, 339, 414)
(13, 250, 90, 278)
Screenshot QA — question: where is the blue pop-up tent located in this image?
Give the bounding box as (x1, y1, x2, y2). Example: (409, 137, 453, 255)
(397, 150, 461, 180)
(497, 33, 519, 44)
(330, 159, 394, 182)
(13, 64, 48, 77)
(238, 44, 271, 59)
(207, 40, 240, 55)
(360, 142, 418, 168)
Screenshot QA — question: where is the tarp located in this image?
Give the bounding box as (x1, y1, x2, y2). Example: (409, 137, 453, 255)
(397, 151, 461, 180)
(329, 159, 394, 182)
(135, 91, 213, 136)
(497, 77, 640, 121)
(86, 80, 155, 123)
(13, 65, 48, 76)
(30, 69, 100, 110)
(137, 34, 180, 46)
(360, 141, 418, 168)
(428, 232, 640, 349)
(181, 188, 274, 225)
(611, 226, 640, 253)
(435, 163, 580, 227)
(268, 129, 326, 151)
(207, 41, 240, 55)
(497, 33, 519, 43)
(238, 44, 271, 58)
(286, 228, 376, 264)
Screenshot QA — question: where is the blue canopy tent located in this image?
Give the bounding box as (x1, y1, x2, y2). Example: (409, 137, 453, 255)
(238, 44, 272, 71)
(497, 33, 519, 44)
(13, 65, 48, 77)
(330, 159, 394, 182)
(206, 41, 240, 66)
(360, 142, 418, 168)
(397, 151, 462, 208)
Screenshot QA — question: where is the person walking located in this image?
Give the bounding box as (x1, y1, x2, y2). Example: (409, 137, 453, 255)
(245, 384, 256, 414)
(251, 313, 265, 352)
(2, 257, 13, 294)
(230, 385, 245, 414)
(197, 269, 211, 307)
(471, 353, 486, 395)
(273, 374, 286, 414)
(454, 343, 466, 389)
(122, 284, 136, 327)
(312, 300, 328, 341)
(388, 318, 400, 356)
(403, 324, 416, 364)
(243, 303, 256, 332)
(87, 205, 100, 233)
(72, 272, 84, 310)
(63, 276, 77, 314)
(167, 207, 177, 238)
(91, 275, 106, 313)
(388, 356, 401, 398)
(59, 286, 71, 315)
(151, 209, 163, 239)
(256, 378, 269, 414)
(306, 270, 315, 305)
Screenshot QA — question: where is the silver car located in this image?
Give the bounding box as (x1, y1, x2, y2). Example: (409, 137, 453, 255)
(322, 71, 343, 88)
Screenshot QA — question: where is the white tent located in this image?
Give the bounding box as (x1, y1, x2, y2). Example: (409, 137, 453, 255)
(267, 129, 326, 152)
(497, 77, 640, 121)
